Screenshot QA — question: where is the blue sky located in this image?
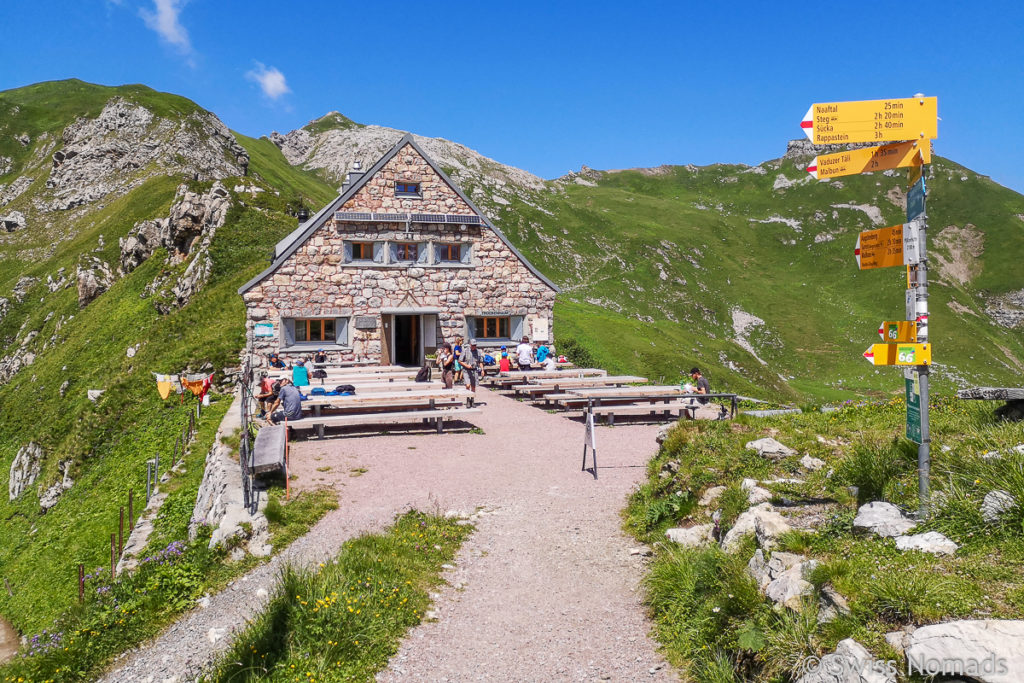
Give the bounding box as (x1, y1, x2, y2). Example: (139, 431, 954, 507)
(2, 1, 1023, 193)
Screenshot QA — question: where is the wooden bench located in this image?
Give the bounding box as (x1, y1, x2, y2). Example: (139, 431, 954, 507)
(290, 407, 483, 439)
(957, 387, 1024, 421)
(585, 401, 698, 425)
(252, 424, 286, 474)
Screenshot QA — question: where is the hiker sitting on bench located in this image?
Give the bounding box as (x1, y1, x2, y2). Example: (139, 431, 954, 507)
(685, 367, 729, 420)
(267, 378, 303, 425)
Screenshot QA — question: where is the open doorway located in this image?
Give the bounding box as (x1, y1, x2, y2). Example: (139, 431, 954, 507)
(393, 314, 420, 366)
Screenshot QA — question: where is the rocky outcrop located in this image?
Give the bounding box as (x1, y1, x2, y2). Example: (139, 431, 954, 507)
(746, 437, 796, 460)
(986, 289, 1024, 328)
(120, 182, 230, 272)
(38, 460, 74, 512)
(0, 328, 39, 384)
(0, 176, 32, 206)
(721, 502, 791, 552)
(905, 619, 1024, 682)
(795, 638, 896, 683)
(12, 276, 37, 302)
(0, 210, 25, 231)
(894, 531, 958, 556)
(44, 98, 247, 212)
(270, 119, 545, 201)
(119, 181, 231, 313)
(852, 502, 916, 538)
(981, 490, 1016, 523)
(9, 442, 43, 501)
(664, 524, 714, 547)
(76, 256, 115, 308)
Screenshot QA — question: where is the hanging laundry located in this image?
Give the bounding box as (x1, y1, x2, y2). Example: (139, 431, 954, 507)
(171, 374, 183, 393)
(153, 373, 175, 400)
(181, 373, 210, 397)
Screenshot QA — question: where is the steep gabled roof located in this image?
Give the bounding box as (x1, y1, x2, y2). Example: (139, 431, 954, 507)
(238, 133, 559, 294)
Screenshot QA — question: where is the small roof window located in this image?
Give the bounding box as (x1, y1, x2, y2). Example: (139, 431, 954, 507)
(395, 182, 421, 197)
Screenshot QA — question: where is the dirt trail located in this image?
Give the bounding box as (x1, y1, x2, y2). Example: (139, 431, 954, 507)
(105, 388, 676, 681)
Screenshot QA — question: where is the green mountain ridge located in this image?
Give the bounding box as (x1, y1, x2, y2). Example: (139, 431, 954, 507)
(0, 79, 1022, 643)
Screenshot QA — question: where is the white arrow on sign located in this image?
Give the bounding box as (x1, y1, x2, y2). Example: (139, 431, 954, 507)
(806, 156, 820, 179)
(863, 347, 875, 364)
(854, 233, 862, 269)
(801, 106, 814, 142)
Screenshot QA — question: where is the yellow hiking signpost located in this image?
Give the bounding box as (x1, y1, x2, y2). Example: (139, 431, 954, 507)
(862, 343, 931, 366)
(800, 96, 938, 145)
(799, 93, 938, 517)
(806, 140, 930, 180)
(854, 222, 921, 270)
(878, 320, 917, 343)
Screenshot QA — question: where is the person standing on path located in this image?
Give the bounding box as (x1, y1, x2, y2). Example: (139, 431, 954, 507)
(516, 336, 534, 371)
(460, 339, 484, 392)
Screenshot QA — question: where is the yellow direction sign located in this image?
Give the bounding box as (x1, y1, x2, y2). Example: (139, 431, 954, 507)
(908, 164, 923, 187)
(801, 96, 938, 145)
(878, 320, 918, 343)
(855, 224, 905, 269)
(807, 140, 931, 180)
(863, 343, 932, 366)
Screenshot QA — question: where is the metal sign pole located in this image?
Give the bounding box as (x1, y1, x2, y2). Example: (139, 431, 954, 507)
(915, 165, 931, 518)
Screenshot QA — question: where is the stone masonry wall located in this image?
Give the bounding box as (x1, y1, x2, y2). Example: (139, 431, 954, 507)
(242, 143, 556, 363)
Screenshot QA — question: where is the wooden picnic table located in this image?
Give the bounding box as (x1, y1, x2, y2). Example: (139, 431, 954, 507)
(270, 369, 419, 383)
(484, 368, 607, 388)
(301, 388, 475, 416)
(956, 386, 1024, 421)
(298, 380, 440, 394)
(576, 391, 739, 422)
(512, 375, 647, 398)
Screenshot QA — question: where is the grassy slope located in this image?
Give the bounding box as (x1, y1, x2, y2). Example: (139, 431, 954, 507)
(0, 81, 337, 634)
(493, 156, 1024, 401)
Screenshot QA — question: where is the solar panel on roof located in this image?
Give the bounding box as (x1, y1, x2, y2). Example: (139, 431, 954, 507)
(446, 214, 483, 224)
(334, 211, 373, 221)
(411, 213, 446, 223)
(372, 213, 409, 222)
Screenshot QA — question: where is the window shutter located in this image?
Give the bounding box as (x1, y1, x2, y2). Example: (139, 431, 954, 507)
(431, 242, 441, 265)
(343, 242, 353, 263)
(372, 242, 384, 263)
(282, 318, 296, 347)
(510, 316, 524, 341)
(335, 317, 349, 346)
(417, 243, 430, 264)
(464, 316, 474, 341)
(460, 244, 472, 265)
(388, 243, 399, 263)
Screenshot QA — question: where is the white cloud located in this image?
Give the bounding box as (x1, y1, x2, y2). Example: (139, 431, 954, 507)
(139, 0, 192, 54)
(246, 63, 291, 100)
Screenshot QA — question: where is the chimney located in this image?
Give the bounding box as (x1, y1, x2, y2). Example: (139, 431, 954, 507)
(342, 160, 364, 192)
(296, 208, 309, 224)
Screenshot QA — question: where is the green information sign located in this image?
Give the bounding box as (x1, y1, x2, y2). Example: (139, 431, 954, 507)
(906, 374, 922, 443)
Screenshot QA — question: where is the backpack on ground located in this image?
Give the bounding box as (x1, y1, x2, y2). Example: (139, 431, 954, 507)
(334, 384, 356, 394)
(415, 364, 431, 382)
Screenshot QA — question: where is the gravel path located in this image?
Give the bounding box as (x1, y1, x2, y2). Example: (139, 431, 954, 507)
(103, 388, 678, 682)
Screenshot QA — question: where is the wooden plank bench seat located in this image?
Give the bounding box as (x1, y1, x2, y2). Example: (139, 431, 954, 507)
(585, 401, 699, 425)
(252, 424, 286, 474)
(290, 407, 483, 439)
(957, 387, 1024, 421)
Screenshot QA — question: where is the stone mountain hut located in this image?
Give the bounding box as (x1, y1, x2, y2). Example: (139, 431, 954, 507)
(238, 134, 559, 365)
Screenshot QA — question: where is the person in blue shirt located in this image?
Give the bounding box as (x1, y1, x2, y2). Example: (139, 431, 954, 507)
(536, 343, 550, 364)
(267, 352, 286, 369)
(291, 359, 310, 387)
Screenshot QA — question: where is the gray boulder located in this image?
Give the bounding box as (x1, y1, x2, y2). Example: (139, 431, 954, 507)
(0, 210, 25, 231)
(801, 454, 826, 471)
(894, 531, 958, 556)
(981, 490, 1017, 523)
(819, 585, 851, 624)
(853, 502, 917, 538)
(745, 437, 797, 460)
(9, 442, 43, 501)
(765, 559, 818, 611)
(796, 638, 896, 683)
(699, 485, 726, 506)
(722, 503, 791, 552)
(76, 257, 114, 308)
(905, 620, 1024, 682)
(742, 478, 773, 504)
(665, 524, 714, 547)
